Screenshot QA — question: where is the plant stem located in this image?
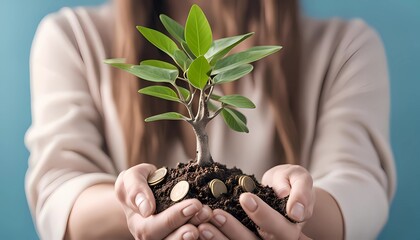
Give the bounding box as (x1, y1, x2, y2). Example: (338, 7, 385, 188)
(192, 88, 213, 166)
(192, 122, 213, 166)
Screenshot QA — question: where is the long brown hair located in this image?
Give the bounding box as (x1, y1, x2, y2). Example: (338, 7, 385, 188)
(112, 0, 301, 167)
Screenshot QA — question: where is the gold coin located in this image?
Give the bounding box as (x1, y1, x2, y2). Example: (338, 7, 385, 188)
(147, 167, 168, 186)
(209, 179, 227, 198)
(239, 175, 256, 192)
(170, 180, 189, 202)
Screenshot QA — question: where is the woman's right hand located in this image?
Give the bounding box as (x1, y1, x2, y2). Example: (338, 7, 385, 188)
(115, 163, 212, 240)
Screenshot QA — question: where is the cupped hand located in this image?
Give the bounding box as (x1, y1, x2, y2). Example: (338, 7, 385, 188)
(261, 164, 316, 223)
(114, 164, 212, 240)
(198, 195, 311, 240)
(197, 164, 315, 240)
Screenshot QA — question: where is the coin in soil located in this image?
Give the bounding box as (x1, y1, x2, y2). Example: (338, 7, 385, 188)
(147, 167, 167, 186)
(170, 180, 190, 202)
(209, 179, 227, 198)
(239, 175, 256, 192)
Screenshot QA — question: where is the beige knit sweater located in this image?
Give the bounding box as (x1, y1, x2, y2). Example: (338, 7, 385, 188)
(25, 3, 396, 240)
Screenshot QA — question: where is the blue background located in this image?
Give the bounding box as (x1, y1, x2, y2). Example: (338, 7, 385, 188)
(0, 0, 418, 239)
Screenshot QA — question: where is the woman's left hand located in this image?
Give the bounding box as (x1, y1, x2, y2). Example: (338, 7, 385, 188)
(197, 164, 315, 240)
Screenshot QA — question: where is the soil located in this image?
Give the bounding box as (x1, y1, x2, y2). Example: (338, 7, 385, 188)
(150, 160, 296, 236)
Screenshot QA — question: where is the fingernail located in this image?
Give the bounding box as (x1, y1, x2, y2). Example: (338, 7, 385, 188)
(183, 231, 196, 240)
(182, 204, 199, 217)
(135, 193, 145, 207)
(140, 201, 152, 217)
(135, 193, 151, 217)
(241, 194, 258, 212)
(291, 202, 305, 222)
(197, 207, 211, 222)
(213, 214, 226, 227)
(201, 230, 214, 240)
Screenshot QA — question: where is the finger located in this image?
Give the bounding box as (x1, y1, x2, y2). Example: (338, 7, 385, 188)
(263, 165, 315, 222)
(189, 205, 212, 226)
(209, 209, 258, 240)
(258, 228, 276, 240)
(261, 166, 275, 186)
(115, 170, 127, 202)
(286, 167, 314, 222)
(299, 232, 312, 240)
(164, 224, 199, 240)
(198, 223, 229, 240)
(123, 164, 157, 217)
(240, 193, 301, 239)
(261, 165, 291, 198)
(141, 199, 202, 240)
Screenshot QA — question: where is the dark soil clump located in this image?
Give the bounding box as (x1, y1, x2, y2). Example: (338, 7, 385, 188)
(150, 160, 295, 236)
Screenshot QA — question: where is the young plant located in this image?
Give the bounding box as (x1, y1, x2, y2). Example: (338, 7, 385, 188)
(105, 4, 281, 166)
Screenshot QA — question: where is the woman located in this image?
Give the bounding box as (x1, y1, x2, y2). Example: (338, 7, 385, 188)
(25, 0, 396, 239)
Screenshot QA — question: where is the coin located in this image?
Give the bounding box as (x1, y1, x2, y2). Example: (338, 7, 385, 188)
(170, 180, 189, 202)
(147, 167, 168, 186)
(209, 179, 227, 198)
(239, 175, 256, 192)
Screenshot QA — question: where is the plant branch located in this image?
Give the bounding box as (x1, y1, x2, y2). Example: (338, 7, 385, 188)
(182, 102, 195, 121)
(172, 83, 186, 102)
(188, 89, 197, 106)
(177, 77, 189, 82)
(195, 89, 206, 121)
(209, 105, 224, 121)
(171, 83, 195, 120)
(206, 84, 215, 102)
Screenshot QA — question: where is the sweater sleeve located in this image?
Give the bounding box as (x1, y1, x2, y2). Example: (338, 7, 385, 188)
(25, 10, 118, 240)
(309, 20, 396, 240)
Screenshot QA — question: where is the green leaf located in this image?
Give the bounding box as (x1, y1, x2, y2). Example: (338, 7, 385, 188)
(185, 4, 212, 57)
(132, 65, 178, 83)
(160, 14, 185, 43)
(187, 56, 211, 90)
(138, 86, 180, 102)
(104, 58, 130, 68)
(221, 108, 249, 133)
(174, 50, 192, 71)
(207, 97, 247, 123)
(133, 65, 178, 83)
(205, 33, 254, 65)
(178, 86, 191, 100)
(137, 26, 179, 58)
(228, 108, 247, 124)
(212, 46, 282, 75)
(106, 59, 178, 83)
(213, 64, 253, 84)
(140, 60, 178, 70)
(210, 93, 221, 101)
(219, 95, 256, 108)
(145, 112, 187, 122)
(181, 41, 196, 60)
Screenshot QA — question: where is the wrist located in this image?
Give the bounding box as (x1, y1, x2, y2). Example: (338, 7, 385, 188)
(302, 187, 344, 240)
(65, 184, 133, 239)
